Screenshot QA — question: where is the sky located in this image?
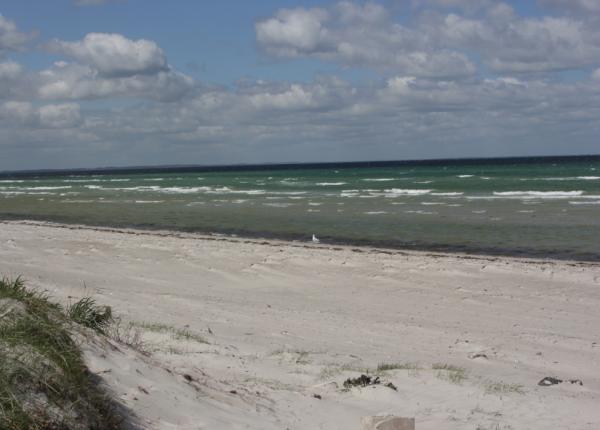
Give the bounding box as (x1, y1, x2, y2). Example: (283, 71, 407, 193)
(0, 0, 599, 170)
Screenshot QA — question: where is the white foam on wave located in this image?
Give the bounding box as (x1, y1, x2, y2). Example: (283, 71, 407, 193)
(384, 188, 431, 196)
(134, 200, 164, 204)
(472, 210, 487, 214)
(316, 182, 347, 186)
(404, 210, 436, 215)
(457, 175, 474, 178)
(569, 201, 600, 205)
(308, 202, 322, 206)
(362, 178, 395, 182)
(2, 186, 72, 191)
(521, 176, 600, 181)
(431, 192, 463, 196)
(263, 203, 293, 208)
(365, 211, 387, 215)
(421, 202, 445, 205)
(143, 178, 165, 182)
(0, 180, 24, 183)
(493, 191, 583, 198)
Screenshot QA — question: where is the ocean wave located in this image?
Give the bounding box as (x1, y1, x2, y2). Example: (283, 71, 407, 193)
(384, 188, 431, 196)
(493, 191, 583, 198)
(520, 176, 600, 181)
(263, 203, 293, 208)
(362, 178, 395, 182)
(404, 210, 436, 215)
(308, 202, 322, 206)
(134, 200, 164, 204)
(365, 211, 387, 215)
(316, 182, 347, 186)
(457, 175, 474, 178)
(0, 186, 72, 191)
(0, 180, 24, 183)
(431, 192, 463, 196)
(421, 202, 446, 205)
(569, 201, 600, 205)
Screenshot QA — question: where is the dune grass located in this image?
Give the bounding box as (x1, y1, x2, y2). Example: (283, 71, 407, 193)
(68, 296, 113, 335)
(433, 363, 467, 384)
(0, 277, 125, 429)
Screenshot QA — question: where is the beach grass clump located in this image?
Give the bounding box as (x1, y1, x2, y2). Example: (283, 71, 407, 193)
(68, 296, 113, 335)
(377, 362, 420, 372)
(484, 381, 525, 395)
(107, 317, 149, 355)
(433, 363, 467, 384)
(0, 277, 124, 429)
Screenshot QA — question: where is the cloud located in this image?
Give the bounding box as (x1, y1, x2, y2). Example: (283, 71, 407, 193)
(47, 33, 168, 77)
(430, 5, 600, 73)
(0, 101, 81, 128)
(257, 2, 600, 76)
(39, 33, 195, 102)
(256, 3, 476, 78)
(37, 61, 195, 102)
(0, 15, 34, 55)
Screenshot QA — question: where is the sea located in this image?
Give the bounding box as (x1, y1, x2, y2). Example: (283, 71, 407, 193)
(1, 155, 600, 261)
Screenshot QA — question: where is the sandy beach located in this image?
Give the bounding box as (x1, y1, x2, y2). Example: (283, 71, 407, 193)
(1, 220, 599, 429)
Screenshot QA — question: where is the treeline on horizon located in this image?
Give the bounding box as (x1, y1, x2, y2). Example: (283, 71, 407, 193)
(2, 154, 599, 179)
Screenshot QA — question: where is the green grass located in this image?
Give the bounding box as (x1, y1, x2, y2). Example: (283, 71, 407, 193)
(484, 381, 525, 395)
(0, 277, 125, 429)
(68, 296, 113, 334)
(377, 362, 420, 371)
(433, 363, 467, 384)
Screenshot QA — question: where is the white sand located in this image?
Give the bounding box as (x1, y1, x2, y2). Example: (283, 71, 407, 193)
(1, 220, 599, 429)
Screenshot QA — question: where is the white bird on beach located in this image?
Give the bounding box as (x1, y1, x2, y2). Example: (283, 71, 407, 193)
(312, 234, 320, 244)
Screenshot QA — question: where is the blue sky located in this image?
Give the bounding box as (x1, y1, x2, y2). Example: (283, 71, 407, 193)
(0, 0, 599, 169)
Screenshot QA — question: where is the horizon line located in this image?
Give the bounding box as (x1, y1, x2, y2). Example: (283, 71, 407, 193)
(2, 153, 599, 177)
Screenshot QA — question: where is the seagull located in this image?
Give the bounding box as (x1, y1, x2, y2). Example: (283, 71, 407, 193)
(312, 234, 320, 244)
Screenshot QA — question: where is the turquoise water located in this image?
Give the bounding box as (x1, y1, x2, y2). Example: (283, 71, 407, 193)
(2, 157, 600, 260)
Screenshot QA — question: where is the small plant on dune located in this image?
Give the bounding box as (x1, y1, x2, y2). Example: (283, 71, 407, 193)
(68, 297, 113, 334)
(484, 381, 525, 395)
(377, 362, 420, 372)
(433, 363, 467, 384)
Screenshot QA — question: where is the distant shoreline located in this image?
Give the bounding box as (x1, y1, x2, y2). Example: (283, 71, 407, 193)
(2, 153, 599, 179)
(3, 218, 599, 265)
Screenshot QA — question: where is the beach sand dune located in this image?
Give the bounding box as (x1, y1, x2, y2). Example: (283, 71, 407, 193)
(1, 220, 599, 429)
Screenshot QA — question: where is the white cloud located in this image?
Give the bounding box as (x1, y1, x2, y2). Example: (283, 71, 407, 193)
(0, 60, 21, 80)
(256, 3, 476, 78)
(38, 103, 82, 128)
(256, 7, 331, 57)
(37, 61, 194, 102)
(0, 101, 81, 128)
(48, 33, 168, 77)
(0, 15, 33, 55)
(257, 2, 600, 76)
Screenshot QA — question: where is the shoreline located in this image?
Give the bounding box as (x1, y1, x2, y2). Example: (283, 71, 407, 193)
(1, 220, 599, 428)
(2, 218, 599, 265)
